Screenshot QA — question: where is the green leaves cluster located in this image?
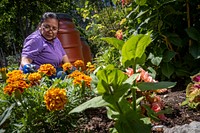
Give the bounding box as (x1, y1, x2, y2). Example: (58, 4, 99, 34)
(70, 33, 176, 133)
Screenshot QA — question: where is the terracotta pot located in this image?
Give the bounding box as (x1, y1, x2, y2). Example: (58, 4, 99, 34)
(56, 13, 84, 63)
(80, 37, 92, 65)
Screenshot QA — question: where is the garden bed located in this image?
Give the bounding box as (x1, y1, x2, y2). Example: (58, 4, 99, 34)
(70, 89, 200, 132)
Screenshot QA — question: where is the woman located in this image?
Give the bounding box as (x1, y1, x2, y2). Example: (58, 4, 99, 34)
(20, 12, 70, 75)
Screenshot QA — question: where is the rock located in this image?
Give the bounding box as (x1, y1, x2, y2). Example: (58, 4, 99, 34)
(164, 121, 200, 133)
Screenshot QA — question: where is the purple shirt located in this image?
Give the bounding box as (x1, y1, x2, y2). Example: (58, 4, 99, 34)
(20, 30, 66, 70)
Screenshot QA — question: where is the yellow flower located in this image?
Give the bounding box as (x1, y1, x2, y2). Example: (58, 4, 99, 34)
(27, 72, 42, 86)
(3, 80, 29, 95)
(38, 64, 56, 76)
(73, 60, 85, 70)
(44, 88, 67, 111)
(86, 62, 95, 72)
(120, 18, 126, 25)
(62, 62, 73, 71)
(0, 67, 6, 73)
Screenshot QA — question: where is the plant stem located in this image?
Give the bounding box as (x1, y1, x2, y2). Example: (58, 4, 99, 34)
(132, 87, 136, 111)
(132, 62, 137, 111)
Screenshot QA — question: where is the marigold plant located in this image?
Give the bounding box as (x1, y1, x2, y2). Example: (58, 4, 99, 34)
(44, 88, 67, 111)
(27, 72, 42, 86)
(73, 74, 92, 88)
(68, 70, 84, 79)
(73, 60, 85, 70)
(6, 70, 25, 83)
(3, 80, 29, 95)
(62, 62, 73, 72)
(38, 64, 56, 76)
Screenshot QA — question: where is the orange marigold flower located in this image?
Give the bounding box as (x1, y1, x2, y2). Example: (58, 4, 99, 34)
(68, 70, 84, 79)
(115, 30, 123, 40)
(27, 72, 42, 86)
(44, 88, 67, 111)
(3, 80, 29, 95)
(6, 70, 25, 83)
(62, 62, 73, 72)
(73, 60, 85, 69)
(38, 64, 56, 76)
(73, 74, 92, 88)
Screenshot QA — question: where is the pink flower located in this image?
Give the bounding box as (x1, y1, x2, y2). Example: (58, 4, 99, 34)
(125, 68, 134, 77)
(151, 102, 162, 112)
(121, 0, 131, 6)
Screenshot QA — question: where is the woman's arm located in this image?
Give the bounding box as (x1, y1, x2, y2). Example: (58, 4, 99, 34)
(20, 56, 33, 67)
(62, 55, 70, 64)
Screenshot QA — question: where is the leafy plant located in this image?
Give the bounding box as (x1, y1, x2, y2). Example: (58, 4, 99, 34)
(182, 72, 200, 109)
(69, 33, 176, 133)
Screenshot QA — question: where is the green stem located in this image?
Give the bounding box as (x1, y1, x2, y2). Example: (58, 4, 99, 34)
(132, 87, 136, 111)
(132, 62, 137, 111)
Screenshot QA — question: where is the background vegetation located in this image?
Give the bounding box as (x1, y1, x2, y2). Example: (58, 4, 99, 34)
(1, 0, 200, 87)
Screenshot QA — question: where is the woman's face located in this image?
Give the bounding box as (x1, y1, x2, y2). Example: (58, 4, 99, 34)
(39, 18, 59, 41)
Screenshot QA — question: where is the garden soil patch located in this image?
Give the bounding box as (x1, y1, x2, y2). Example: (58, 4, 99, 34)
(70, 89, 200, 133)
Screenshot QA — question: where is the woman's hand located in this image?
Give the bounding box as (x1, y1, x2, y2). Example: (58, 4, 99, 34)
(23, 64, 36, 73)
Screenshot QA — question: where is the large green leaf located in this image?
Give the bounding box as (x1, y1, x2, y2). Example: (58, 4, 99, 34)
(136, 53, 147, 65)
(69, 96, 108, 114)
(101, 37, 124, 50)
(161, 62, 175, 78)
(163, 50, 176, 62)
(122, 33, 152, 67)
(0, 103, 15, 126)
(96, 66, 128, 95)
(96, 66, 131, 104)
(189, 43, 200, 59)
(166, 33, 182, 47)
(137, 81, 176, 91)
(185, 27, 200, 42)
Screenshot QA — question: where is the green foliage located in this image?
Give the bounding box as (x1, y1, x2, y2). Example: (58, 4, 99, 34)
(70, 64, 175, 132)
(70, 33, 176, 132)
(121, 33, 152, 67)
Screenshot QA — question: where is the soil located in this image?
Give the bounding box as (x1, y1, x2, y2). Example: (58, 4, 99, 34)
(71, 88, 200, 133)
